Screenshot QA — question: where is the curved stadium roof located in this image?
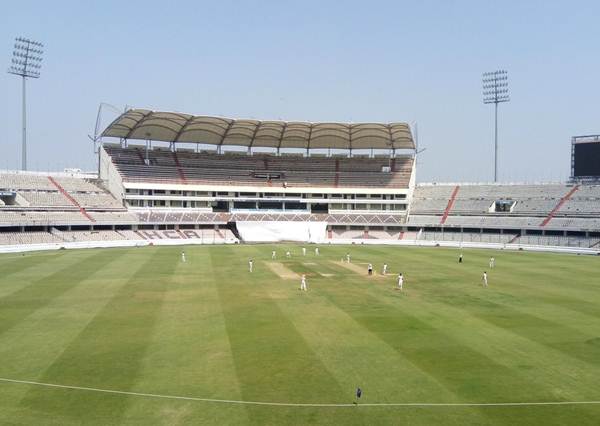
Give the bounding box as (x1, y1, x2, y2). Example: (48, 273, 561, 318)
(101, 109, 415, 150)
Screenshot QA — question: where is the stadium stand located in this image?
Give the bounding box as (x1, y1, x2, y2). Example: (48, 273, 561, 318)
(1, 109, 598, 253)
(103, 145, 414, 189)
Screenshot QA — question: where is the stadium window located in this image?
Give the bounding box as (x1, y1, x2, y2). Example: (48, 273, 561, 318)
(258, 201, 283, 210)
(284, 202, 306, 210)
(233, 201, 257, 209)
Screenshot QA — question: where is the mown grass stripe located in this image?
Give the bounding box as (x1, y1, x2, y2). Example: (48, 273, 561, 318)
(0, 251, 67, 279)
(0, 250, 120, 337)
(19, 247, 177, 422)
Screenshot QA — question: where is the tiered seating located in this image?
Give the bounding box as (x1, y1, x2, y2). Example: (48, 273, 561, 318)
(0, 174, 55, 191)
(417, 231, 515, 244)
(0, 211, 89, 226)
(90, 211, 138, 223)
(20, 191, 71, 207)
(53, 177, 103, 192)
(70, 193, 122, 209)
(514, 235, 599, 248)
(59, 230, 127, 242)
(104, 145, 413, 189)
(410, 184, 600, 231)
(116, 230, 145, 240)
(0, 232, 62, 245)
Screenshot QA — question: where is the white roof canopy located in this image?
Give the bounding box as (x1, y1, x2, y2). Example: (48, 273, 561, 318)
(101, 109, 415, 150)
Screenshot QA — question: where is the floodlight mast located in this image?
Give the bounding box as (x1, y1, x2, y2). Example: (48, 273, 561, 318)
(482, 70, 509, 182)
(7, 37, 44, 171)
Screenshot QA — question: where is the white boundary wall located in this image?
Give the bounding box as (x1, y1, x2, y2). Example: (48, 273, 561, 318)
(0, 238, 237, 254)
(326, 239, 600, 255)
(1, 237, 597, 255)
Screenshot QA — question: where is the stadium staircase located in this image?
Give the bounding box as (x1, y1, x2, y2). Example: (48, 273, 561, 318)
(135, 148, 146, 164)
(540, 185, 580, 227)
(114, 230, 128, 239)
(440, 185, 460, 225)
(134, 230, 149, 240)
(334, 159, 340, 187)
(508, 234, 521, 244)
(47, 176, 95, 222)
(172, 152, 187, 183)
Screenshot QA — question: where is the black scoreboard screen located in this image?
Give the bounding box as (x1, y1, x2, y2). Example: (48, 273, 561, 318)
(573, 141, 600, 177)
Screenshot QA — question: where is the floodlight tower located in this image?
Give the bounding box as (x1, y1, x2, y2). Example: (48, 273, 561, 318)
(482, 70, 509, 182)
(8, 37, 44, 171)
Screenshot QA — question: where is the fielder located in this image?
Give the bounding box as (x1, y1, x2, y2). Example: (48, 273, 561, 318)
(249, 259, 254, 273)
(286, 250, 291, 258)
(300, 274, 307, 291)
(315, 247, 319, 256)
(382, 263, 388, 275)
(482, 271, 488, 287)
(302, 247, 306, 256)
(489, 257, 495, 268)
(397, 273, 404, 291)
(346, 253, 351, 263)
(272, 250, 276, 260)
(181, 251, 186, 263)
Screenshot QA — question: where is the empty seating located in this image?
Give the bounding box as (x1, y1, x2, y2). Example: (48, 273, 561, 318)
(104, 145, 413, 189)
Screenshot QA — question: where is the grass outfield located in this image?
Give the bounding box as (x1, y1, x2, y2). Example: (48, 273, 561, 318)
(0, 244, 599, 425)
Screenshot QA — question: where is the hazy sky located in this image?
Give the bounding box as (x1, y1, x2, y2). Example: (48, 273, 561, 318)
(1, 0, 599, 182)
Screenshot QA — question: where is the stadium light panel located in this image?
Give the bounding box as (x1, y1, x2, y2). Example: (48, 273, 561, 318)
(482, 69, 510, 183)
(7, 36, 44, 171)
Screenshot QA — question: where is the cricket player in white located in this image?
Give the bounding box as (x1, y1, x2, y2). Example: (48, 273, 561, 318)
(482, 271, 488, 287)
(249, 259, 253, 273)
(489, 257, 495, 268)
(382, 263, 388, 275)
(286, 250, 291, 258)
(300, 274, 307, 291)
(302, 247, 306, 256)
(181, 251, 186, 263)
(398, 273, 404, 291)
(346, 253, 351, 263)
(272, 250, 276, 260)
